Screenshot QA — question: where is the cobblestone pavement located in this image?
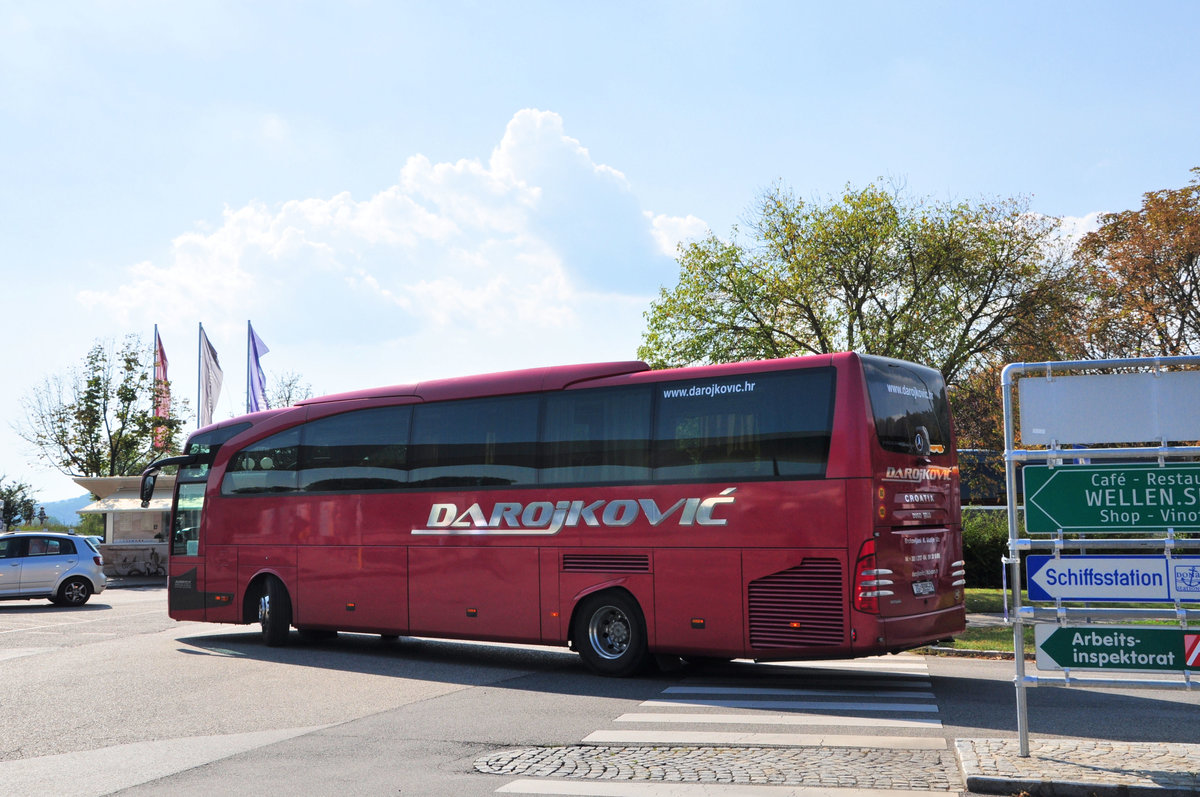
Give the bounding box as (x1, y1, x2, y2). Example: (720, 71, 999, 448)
(957, 738, 1200, 796)
(476, 745, 964, 791)
(478, 739, 1200, 795)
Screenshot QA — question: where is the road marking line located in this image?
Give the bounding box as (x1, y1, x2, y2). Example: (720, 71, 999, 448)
(0, 647, 54, 662)
(760, 659, 929, 672)
(663, 686, 935, 699)
(641, 699, 938, 713)
(580, 729, 948, 748)
(0, 608, 163, 636)
(614, 712, 941, 728)
(680, 676, 932, 689)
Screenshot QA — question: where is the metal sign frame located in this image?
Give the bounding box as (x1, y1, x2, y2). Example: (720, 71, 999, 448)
(1002, 355, 1200, 757)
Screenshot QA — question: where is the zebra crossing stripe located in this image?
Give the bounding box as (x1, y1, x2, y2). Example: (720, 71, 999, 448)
(641, 698, 939, 712)
(664, 686, 935, 699)
(614, 712, 941, 728)
(581, 730, 947, 748)
(754, 657, 929, 673)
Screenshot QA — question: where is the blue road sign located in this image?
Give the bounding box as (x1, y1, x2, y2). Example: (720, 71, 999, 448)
(1027, 555, 1200, 603)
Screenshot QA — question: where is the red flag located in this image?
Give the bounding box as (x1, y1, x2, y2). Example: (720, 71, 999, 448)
(153, 327, 170, 450)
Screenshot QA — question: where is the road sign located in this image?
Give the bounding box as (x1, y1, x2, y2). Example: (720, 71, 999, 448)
(1023, 463, 1200, 532)
(1027, 555, 1200, 603)
(1036, 625, 1200, 673)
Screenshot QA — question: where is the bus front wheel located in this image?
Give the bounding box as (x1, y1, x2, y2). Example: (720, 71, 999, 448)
(258, 577, 292, 647)
(573, 591, 648, 677)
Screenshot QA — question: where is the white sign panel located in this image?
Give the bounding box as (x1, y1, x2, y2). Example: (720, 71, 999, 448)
(1019, 369, 1200, 446)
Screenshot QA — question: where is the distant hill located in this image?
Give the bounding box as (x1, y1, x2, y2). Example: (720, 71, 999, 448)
(40, 494, 92, 525)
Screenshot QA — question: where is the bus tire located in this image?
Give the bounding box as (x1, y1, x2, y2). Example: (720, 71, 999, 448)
(258, 577, 292, 647)
(573, 591, 648, 677)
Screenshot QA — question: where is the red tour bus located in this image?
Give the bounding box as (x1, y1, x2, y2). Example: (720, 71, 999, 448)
(141, 352, 965, 676)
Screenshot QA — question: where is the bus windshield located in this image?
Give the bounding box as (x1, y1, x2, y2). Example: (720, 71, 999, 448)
(171, 422, 250, 556)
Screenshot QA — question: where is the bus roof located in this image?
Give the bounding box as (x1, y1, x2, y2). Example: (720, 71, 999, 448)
(298, 360, 652, 405)
(296, 353, 863, 408)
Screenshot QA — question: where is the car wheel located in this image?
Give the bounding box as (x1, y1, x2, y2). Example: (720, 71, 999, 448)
(572, 591, 649, 677)
(258, 577, 292, 646)
(57, 577, 92, 606)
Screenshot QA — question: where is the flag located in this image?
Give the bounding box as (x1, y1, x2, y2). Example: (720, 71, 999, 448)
(153, 326, 170, 450)
(248, 321, 270, 413)
(199, 324, 223, 427)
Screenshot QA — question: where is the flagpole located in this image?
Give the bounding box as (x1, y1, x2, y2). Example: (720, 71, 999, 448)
(246, 320, 251, 414)
(197, 322, 201, 425)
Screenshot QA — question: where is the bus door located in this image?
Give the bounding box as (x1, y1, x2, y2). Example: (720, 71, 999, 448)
(168, 477, 208, 620)
(163, 422, 251, 623)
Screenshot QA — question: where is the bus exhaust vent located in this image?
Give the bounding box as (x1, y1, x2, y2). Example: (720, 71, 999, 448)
(561, 554, 650, 573)
(748, 559, 844, 648)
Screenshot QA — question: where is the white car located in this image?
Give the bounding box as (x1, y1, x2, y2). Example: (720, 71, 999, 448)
(0, 532, 108, 606)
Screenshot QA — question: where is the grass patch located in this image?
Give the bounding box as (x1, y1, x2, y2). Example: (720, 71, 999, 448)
(945, 624, 1033, 653)
(964, 588, 1016, 613)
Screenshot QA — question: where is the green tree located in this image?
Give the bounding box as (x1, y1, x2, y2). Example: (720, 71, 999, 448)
(16, 335, 189, 478)
(1075, 167, 1200, 358)
(0, 477, 36, 531)
(639, 182, 1080, 387)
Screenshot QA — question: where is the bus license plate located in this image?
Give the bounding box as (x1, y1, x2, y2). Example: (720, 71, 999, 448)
(912, 580, 935, 596)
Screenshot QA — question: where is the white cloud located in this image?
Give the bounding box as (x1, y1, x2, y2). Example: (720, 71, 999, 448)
(75, 108, 705, 413)
(1058, 211, 1103, 247)
(645, 211, 710, 257)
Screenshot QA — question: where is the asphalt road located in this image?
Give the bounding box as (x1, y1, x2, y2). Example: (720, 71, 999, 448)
(2, 585, 1196, 796)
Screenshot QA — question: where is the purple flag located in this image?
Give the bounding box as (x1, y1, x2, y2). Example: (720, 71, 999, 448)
(248, 322, 270, 413)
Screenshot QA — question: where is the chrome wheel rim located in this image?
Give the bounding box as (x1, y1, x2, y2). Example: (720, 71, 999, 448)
(587, 605, 630, 660)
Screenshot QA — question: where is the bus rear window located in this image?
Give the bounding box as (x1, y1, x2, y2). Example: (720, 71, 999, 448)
(859, 357, 950, 458)
(861, 356, 951, 456)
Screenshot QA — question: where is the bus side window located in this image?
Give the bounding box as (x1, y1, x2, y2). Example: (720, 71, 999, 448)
(221, 428, 301, 495)
(409, 396, 539, 488)
(653, 369, 835, 481)
(542, 387, 651, 484)
(299, 406, 411, 492)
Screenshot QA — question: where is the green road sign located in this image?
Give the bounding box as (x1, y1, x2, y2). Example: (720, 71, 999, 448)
(1035, 625, 1200, 673)
(1023, 463, 1200, 532)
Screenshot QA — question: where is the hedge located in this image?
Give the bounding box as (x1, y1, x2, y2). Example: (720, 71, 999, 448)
(961, 508, 1018, 588)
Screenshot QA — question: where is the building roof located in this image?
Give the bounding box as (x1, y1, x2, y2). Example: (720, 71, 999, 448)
(73, 475, 176, 514)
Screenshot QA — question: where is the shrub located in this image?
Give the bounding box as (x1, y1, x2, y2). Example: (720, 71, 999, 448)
(961, 508, 1013, 588)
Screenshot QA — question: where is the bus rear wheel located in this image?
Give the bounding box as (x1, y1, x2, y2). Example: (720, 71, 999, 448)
(573, 591, 648, 677)
(258, 577, 292, 647)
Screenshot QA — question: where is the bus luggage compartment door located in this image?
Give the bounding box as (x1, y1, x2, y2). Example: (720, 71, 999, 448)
(408, 546, 541, 643)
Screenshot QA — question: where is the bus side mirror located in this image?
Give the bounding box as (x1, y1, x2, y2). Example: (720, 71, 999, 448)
(140, 474, 157, 508)
(139, 453, 197, 507)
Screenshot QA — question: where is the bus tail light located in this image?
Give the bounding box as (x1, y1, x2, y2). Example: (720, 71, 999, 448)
(950, 559, 967, 587)
(853, 539, 894, 614)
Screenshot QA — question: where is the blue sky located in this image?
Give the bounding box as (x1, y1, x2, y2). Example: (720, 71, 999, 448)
(3, 1, 1198, 502)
